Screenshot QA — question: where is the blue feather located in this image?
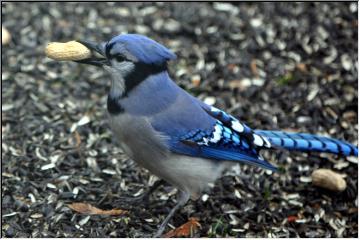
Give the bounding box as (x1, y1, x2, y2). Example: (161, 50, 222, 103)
(107, 34, 176, 65)
(169, 140, 277, 171)
(254, 130, 358, 156)
(167, 120, 278, 171)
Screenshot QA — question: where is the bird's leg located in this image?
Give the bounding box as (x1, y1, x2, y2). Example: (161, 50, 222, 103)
(154, 190, 190, 237)
(117, 179, 165, 205)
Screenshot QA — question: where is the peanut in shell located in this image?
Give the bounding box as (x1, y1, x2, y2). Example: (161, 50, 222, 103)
(45, 41, 91, 61)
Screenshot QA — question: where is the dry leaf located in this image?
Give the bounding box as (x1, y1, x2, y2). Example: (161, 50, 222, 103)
(68, 203, 128, 216)
(163, 217, 201, 238)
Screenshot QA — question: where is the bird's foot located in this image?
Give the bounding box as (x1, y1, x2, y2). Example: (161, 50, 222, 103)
(115, 179, 166, 207)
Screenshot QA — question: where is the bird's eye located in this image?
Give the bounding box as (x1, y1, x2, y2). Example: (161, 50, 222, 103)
(115, 55, 125, 62)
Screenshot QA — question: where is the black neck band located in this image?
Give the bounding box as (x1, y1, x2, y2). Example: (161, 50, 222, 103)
(107, 62, 167, 115)
(123, 63, 167, 97)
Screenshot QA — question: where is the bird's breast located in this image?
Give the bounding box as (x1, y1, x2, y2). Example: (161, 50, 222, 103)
(108, 113, 170, 165)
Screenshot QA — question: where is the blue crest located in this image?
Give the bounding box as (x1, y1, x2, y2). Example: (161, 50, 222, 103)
(106, 34, 177, 65)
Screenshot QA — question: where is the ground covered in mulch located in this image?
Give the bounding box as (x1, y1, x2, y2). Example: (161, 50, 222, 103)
(1, 2, 358, 238)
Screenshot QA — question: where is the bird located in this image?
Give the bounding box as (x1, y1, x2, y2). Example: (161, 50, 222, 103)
(73, 34, 358, 237)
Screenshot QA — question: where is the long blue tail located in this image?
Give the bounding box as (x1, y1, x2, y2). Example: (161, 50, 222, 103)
(254, 130, 358, 156)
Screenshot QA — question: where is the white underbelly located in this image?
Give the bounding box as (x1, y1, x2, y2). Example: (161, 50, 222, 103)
(152, 154, 233, 199)
(108, 113, 232, 199)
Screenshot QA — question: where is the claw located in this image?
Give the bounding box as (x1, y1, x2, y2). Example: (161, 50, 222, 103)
(115, 180, 165, 207)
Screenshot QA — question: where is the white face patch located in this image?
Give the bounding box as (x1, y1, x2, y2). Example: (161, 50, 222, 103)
(253, 134, 264, 146)
(111, 60, 135, 77)
(105, 61, 136, 97)
(209, 124, 222, 143)
(231, 121, 244, 133)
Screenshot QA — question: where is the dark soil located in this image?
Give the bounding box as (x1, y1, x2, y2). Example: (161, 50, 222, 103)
(2, 2, 358, 238)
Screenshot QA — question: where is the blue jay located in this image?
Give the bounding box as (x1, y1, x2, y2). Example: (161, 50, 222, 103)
(75, 34, 358, 237)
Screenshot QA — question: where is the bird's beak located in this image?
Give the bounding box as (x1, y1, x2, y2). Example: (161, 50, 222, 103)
(74, 40, 109, 67)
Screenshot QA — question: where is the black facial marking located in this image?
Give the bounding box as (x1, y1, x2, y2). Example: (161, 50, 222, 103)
(115, 55, 126, 62)
(106, 44, 128, 62)
(106, 41, 168, 92)
(122, 63, 167, 96)
(107, 95, 124, 115)
(105, 41, 115, 59)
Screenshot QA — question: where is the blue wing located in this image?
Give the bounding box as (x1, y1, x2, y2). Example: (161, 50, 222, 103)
(168, 120, 277, 171)
(149, 91, 277, 171)
(147, 78, 356, 170)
